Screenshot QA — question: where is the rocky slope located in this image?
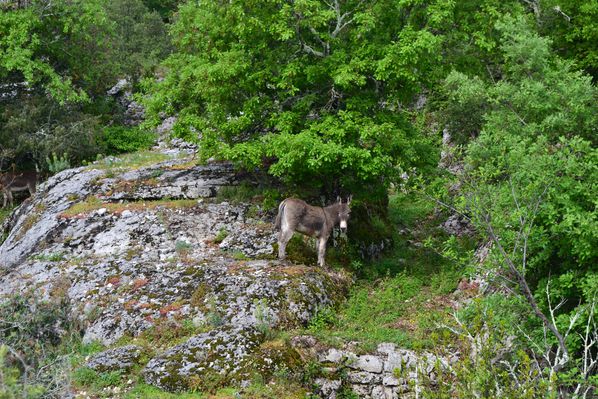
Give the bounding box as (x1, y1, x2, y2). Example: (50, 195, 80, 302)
(0, 147, 350, 391)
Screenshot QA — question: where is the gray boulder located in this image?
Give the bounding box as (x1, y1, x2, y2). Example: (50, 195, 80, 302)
(86, 345, 143, 372)
(143, 327, 262, 391)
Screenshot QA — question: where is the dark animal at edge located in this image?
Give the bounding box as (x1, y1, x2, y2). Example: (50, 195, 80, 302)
(0, 171, 38, 208)
(275, 196, 351, 266)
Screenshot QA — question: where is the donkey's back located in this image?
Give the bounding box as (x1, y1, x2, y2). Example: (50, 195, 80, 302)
(276, 198, 326, 237)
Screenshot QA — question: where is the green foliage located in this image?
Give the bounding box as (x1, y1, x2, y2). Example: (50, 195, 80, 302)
(0, 0, 169, 172)
(0, 205, 16, 240)
(213, 228, 228, 244)
(438, 16, 598, 392)
(0, 0, 169, 103)
(420, 295, 559, 398)
(307, 306, 337, 332)
(101, 126, 157, 155)
(0, 345, 45, 399)
(446, 16, 597, 280)
(215, 183, 263, 204)
(142, 0, 440, 193)
(104, 0, 171, 81)
(539, 0, 598, 79)
(309, 274, 422, 351)
(0, 97, 105, 170)
(0, 0, 109, 103)
(73, 367, 123, 390)
(45, 152, 71, 174)
(253, 298, 275, 339)
(0, 292, 80, 398)
(124, 383, 207, 399)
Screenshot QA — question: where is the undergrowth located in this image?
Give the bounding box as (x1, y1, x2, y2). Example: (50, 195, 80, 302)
(303, 190, 472, 352)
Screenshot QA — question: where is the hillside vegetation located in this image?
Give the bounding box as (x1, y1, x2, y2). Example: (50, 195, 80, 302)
(1, 0, 596, 398)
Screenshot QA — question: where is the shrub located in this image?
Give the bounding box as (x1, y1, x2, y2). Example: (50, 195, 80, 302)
(0, 292, 79, 398)
(46, 152, 71, 174)
(101, 126, 156, 154)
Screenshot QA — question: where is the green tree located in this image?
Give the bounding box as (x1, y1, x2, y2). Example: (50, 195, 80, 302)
(537, 0, 598, 80)
(0, 0, 113, 103)
(0, 0, 170, 170)
(142, 0, 450, 195)
(104, 0, 171, 81)
(441, 16, 597, 383)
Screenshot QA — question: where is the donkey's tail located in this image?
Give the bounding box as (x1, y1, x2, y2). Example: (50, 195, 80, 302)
(274, 199, 287, 230)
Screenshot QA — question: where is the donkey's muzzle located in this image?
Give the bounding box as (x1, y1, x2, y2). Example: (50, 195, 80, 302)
(340, 220, 348, 234)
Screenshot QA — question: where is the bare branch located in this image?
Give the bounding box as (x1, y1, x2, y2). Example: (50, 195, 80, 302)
(483, 215, 569, 370)
(300, 42, 326, 58)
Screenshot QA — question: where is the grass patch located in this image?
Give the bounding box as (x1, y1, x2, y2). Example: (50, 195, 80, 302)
(0, 204, 16, 243)
(91, 150, 178, 171)
(31, 251, 66, 262)
(213, 228, 228, 244)
(305, 190, 471, 352)
(0, 205, 15, 225)
(124, 383, 206, 398)
(307, 274, 422, 351)
(124, 378, 308, 399)
(62, 197, 198, 217)
(360, 192, 448, 279)
(73, 368, 124, 390)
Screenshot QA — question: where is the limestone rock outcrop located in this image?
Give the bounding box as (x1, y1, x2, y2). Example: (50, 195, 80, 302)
(0, 149, 350, 391)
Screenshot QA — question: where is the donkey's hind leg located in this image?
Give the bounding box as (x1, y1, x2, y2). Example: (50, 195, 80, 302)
(278, 228, 294, 261)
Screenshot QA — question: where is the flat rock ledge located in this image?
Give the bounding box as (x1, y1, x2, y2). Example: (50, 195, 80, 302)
(292, 337, 453, 399)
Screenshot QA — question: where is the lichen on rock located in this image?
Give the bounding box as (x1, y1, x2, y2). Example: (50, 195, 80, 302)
(86, 344, 143, 372)
(0, 149, 352, 392)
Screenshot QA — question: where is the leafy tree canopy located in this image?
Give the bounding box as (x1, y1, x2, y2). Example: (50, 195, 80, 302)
(443, 17, 597, 349)
(0, 0, 112, 103)
(142, 0, 459, 193)
(0, 0, 170, 169)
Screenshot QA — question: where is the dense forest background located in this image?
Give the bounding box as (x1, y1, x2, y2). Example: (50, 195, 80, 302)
(1, 0, 596, 397)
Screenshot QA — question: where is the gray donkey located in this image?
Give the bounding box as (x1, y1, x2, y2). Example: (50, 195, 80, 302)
(275, 196, 351, 266)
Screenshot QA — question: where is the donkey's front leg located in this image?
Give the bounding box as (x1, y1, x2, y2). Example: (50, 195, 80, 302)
(317, 237, 327, 267)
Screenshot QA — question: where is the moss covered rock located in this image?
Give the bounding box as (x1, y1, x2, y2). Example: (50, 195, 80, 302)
(142, 327, 263, 391)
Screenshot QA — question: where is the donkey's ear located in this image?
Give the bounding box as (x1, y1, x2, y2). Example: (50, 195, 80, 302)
(337, 195, 342, 203)
(347, 195, 352, 205)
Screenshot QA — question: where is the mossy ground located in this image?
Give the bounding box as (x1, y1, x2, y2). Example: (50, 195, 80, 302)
(89, 150, 182, 172)
(61, 197, 198, 217)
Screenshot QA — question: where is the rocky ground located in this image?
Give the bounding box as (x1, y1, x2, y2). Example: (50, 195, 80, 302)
(0, 147, 351, 392)
(0, 144, 457, 398)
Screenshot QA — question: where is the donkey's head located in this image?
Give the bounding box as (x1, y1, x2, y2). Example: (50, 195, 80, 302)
(336, 195, 352, 233)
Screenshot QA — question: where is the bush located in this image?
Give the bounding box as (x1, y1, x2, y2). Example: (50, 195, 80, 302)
(0, 292, 79, 398)
(441, 17, 597, 379)
(46, 152, 71, 174)
(101, 126, 156, 154)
